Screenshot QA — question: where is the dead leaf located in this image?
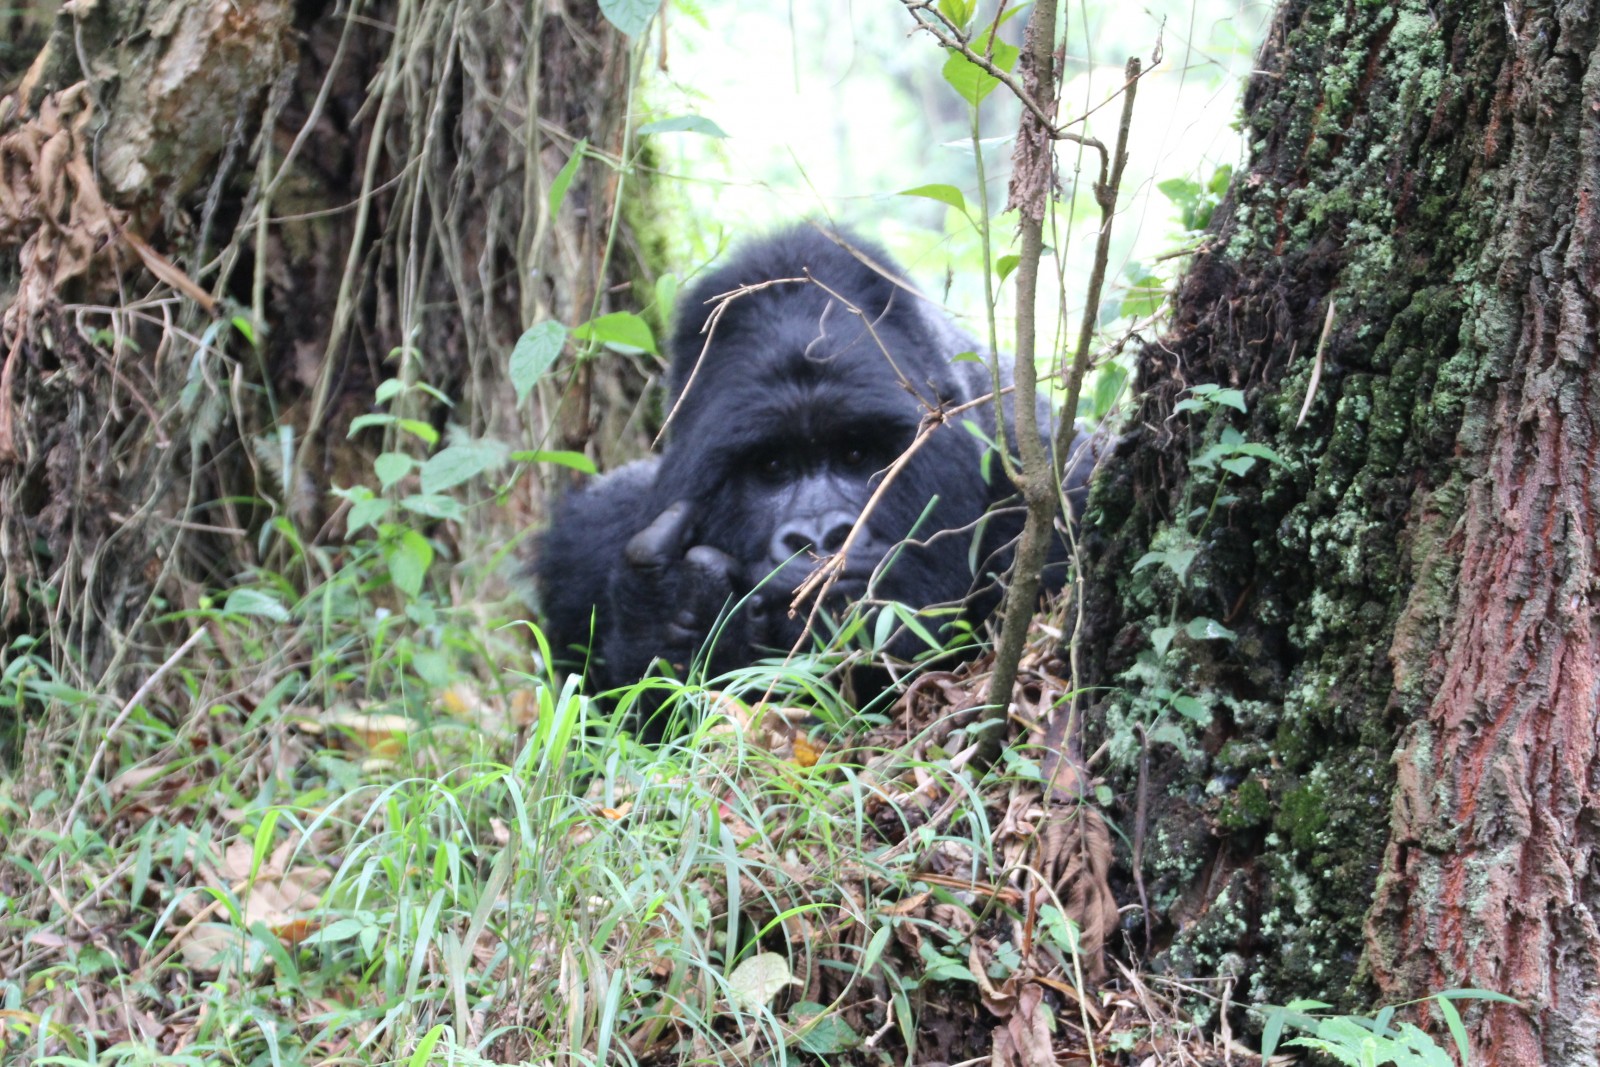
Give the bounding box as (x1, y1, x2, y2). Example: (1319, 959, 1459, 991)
(324, 705, 414, 759)
(726, 952, 799, 1012)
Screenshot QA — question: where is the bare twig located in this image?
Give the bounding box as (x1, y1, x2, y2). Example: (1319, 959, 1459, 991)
(1295, 298, 1337, 428)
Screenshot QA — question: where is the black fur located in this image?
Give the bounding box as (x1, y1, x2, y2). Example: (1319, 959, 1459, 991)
(535, 226, 1091, 726)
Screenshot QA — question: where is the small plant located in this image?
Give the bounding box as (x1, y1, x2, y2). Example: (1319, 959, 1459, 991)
(1257, 990, 1521, 1067)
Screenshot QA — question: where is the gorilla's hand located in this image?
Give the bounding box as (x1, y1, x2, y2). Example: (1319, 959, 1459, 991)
(609, 501, 752, 678)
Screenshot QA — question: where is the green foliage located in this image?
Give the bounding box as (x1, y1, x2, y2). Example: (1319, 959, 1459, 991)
(637, 114, 729, 138)
(899, 182, 971, 218)
(571, 310, 659, 355)
(939, 11, 1023, 106)
(1258, 991, 1521, 1066)
(546, 138, 588, 219)
(509, 321, 568, 403)
(598, 0, 661, 37)
(1159, 164, 1232, 233)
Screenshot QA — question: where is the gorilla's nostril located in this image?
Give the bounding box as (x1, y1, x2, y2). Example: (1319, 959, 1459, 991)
(771, 511, 858, 564)
(781, 530, 815, 555)
(820, 520, 853, 554)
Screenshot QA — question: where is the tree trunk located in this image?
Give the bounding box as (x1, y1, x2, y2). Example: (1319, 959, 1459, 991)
(1080, 0, 1600, 1060)
(0, 2, 655, 710)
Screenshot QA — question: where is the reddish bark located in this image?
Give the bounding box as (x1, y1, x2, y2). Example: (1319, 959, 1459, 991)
(1371, 10, 1600, 1053)
(1081, 2, 1600, 1060)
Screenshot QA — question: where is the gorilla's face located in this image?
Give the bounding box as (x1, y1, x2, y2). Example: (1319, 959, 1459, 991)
(655, 310, 993, 651)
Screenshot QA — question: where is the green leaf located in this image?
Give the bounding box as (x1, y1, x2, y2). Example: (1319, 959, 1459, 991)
(790, 1001, 860, 1055)
(1208, 164, 1234, 197)
(374, 452, 412, 490)
(374, 378, 405, 404)
(384, 529, 433, 598)
(1150, 625, 1176, 658)
(654, 272, 678, 322)
(1170, 694, 1211, 725)
(547, 139, 587, 219)
(1038, 905, 1081, 956)
(1260, 1007, 1286, 1060)
(1211, 387, 1247, 412)
(1089, 363, 1129, 419)
(400, 494, 466, 521)
(573, 311, 658, 355)
(396, 419, 439, 447)
(918, 945, 976, 983)
(1436, 997, 1469, 1063)
(872, 603, 897, 653)
(509, 321, 568, 405)
(638, 114, 728, 137)
(411, 648, 452, 688)
(1185, 616, 1237, 642)
(407, 1024, 446, 1067)
(231, 316, 258, 348)
(1220, 455, 1257, 477)
(1158, 176, 1201, 206)
(889, 603, 941, 652)
(995, 253, 1020, 283)
(420, 440, 509, 495)
(222, 588, 290, 623)
(898, 183, 968, 215)
(1131, 547, 1196, 580)
(1121, 273, 1166, 319)
(1234, 442, 1289, 466)
(1433, 988, 1521, 1005)
(347, 494, 391, 534)
(509, 449, 597, 474)
(1146, 722, 1190, 750)
(598, 0, 660, 36)
(940, 30, 1019, 106)
(347, 413, 393, 437)
(937, 0, 972, 29)
(860, 925, 891, 974)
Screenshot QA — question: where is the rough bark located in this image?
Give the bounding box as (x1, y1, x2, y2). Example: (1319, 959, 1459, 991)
(1079, 0, 1600, 1059)
(1369, 5, 1600, 1061)
(0, 2, 654, 708)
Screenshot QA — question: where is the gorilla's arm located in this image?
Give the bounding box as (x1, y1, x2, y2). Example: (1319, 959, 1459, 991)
(536, 459, 752, 689)
(535, 459, 658, 682)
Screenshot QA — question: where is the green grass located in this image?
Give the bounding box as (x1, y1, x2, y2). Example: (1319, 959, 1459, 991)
(0, 526, 1119, 1064)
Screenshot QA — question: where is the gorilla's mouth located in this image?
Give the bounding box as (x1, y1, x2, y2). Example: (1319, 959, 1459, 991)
(744, 560, 877, 643)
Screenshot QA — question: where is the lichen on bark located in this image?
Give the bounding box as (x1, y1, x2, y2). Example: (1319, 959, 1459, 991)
(1080, 0, 1517, 1019)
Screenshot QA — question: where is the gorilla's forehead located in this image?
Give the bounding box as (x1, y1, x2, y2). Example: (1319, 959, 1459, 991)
(679, 358, 923, 455)
(680, 329, 930, 432)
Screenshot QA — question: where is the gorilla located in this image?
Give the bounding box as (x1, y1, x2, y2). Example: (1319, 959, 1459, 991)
(535, 225, 1091, 730)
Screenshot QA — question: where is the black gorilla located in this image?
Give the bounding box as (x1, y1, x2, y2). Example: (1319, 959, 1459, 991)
(536, 226, 1091, 714)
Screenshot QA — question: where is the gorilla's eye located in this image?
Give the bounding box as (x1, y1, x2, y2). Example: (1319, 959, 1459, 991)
(841, 447, 867, 468)
(758, 454, 788, 480)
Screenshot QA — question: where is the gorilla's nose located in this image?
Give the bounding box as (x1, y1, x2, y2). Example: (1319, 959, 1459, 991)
(770, 511, 857, 564)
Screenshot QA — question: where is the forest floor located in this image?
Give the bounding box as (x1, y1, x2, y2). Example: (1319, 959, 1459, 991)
(0, 600, 1261, 1065)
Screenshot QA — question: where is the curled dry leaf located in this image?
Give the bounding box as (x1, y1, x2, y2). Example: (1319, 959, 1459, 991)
(323, 705, 414, 759)
(726, 951, 800, 1012)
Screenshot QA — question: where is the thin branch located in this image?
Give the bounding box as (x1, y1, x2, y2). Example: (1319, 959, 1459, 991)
(895, 0, 1108, 169)
(59, 628, 210, 842)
